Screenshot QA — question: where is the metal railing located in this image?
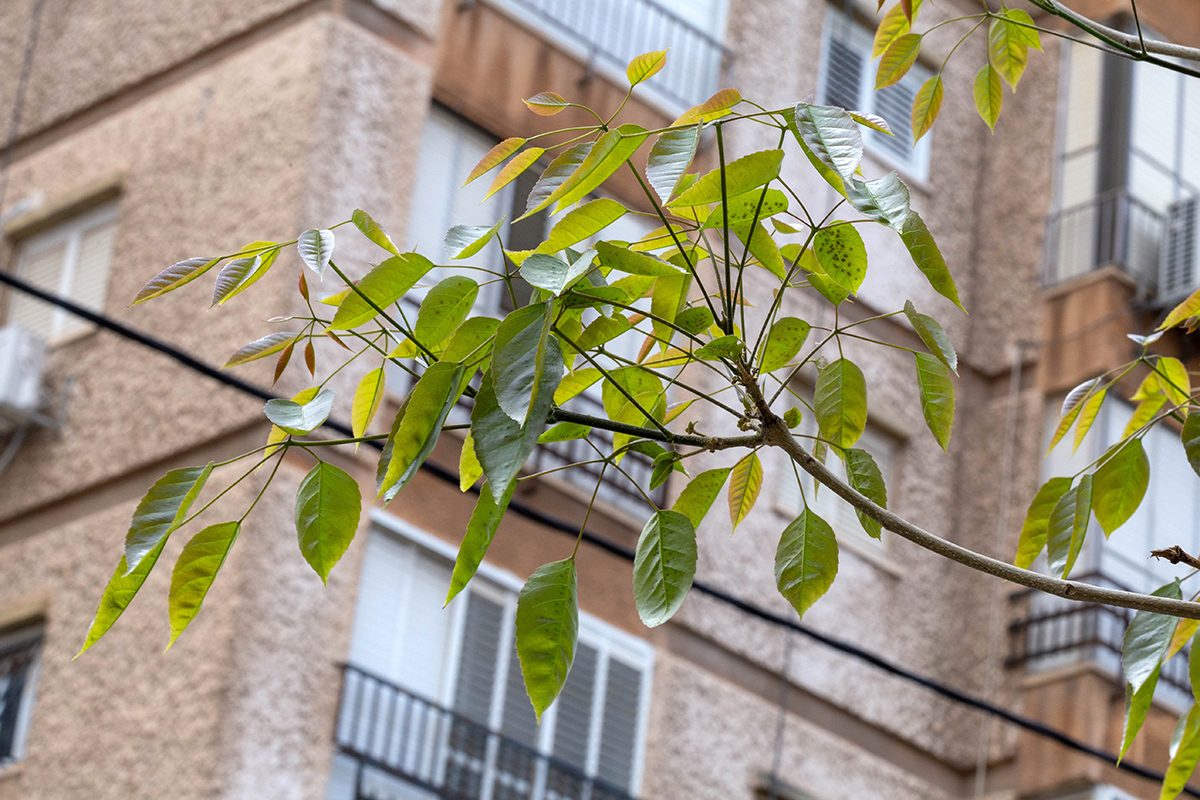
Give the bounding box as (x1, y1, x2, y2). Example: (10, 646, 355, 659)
(485, 0, 729, 108)
(334, 664, 638, 800)
(1006, 572, 1190, 694)
(1042, 189, 1165, 289)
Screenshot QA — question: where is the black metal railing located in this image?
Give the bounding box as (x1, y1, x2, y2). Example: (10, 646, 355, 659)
(1043, 189, 1165, 289)
(1006, 572, 1190, 694)
(334, 664, 638, 800)
(485, 0, 729, 108)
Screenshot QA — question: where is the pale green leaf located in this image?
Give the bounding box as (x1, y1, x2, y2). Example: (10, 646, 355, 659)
(596, 241, 682, 276)
(1004, 9, 1042, 49)
(130, 257, 219, 306)
(1049, 378, 1098, 451)
(845, 172, 910, 232)
(78, 539, 169, 655)
(485, 148, 545, 200)
(536, 198, 626, 255)
(634, 510, 696, 627)
(1014, 476, 1072, 569)
(872, 1, 912, 58)
(814, 224, 868, 294)
(1046, 474, 1092, 579)
(646, 125, 701, 202)
(989, 17, 1029, 89)
(263, 388, 335, 435)
(415, 276, 479, 347)
(788, 105, 862, 181)
(524, 92, 569, 115)
(298, 229, 334, 280)
(1121, 664, 1161, 761)
(211, 254, 263, 306)
(515, 558, 578, 720)
(668, 149, 784, 208)
(378, 361, 465, 502)
(1092, 439, 1150, 536)
(328, 253, 434, 330)
(775, 508, 839, 618)
(351, 367, 386, 444)
(444, 218, 506, 260)
(446, 481, 515, 605)
(673, 468, 731, 528)
(1160, 702, 1200, 798)
(223, 332, 300, 368)
(733, 221, 787, 280)
(124, 464, 214, 572)
(912, 75, 943, 142)
(973, 64, 1003, 130)
(876, 33, 921, 89)
(295, 462, 362, 584)
(352, 208, 400, 255)
(1159, 356, 1192, 406)
(627, 49, 668, 85)
(728, 451, 763, 531)
(672, 88, 741, 126)
(1168, 619, 1200, 662)
(694, 335, 742, 361)
(815, 358, 868, 449)
(914, 352, 955, 450)
(460, 432, 482, 491)
(523, 142, 593, 218)
(760, 317, 811, 373)
(546, 125, 649, 214)
(844, 448, 887, 538)
(902, 300, 957, 373)
(167, 521, 239, 647)
(901, 211, 963, 309)
(554, 368, 601, 405)
(464, 137, 525, 185)
(1160, 286, 1200, 330)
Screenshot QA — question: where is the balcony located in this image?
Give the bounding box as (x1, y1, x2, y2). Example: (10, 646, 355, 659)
(484, 0, 729, 109)
(1006, 572, 1189, 695)
(1043, 190, 1167, 290)
(332, 664, 639, 800)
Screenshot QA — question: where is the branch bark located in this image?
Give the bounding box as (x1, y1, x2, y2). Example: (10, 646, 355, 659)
(764, 419, 1200, 620)
(1028, 0, 1200, 76)
(548, 406, 763, 451)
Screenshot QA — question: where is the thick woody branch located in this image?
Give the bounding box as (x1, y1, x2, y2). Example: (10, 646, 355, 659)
(766, 420, 1200, 620)
(1028, 0, 1200, 73)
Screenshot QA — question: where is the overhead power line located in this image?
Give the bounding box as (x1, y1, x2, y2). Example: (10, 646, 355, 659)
(0, 269, 1190, 796)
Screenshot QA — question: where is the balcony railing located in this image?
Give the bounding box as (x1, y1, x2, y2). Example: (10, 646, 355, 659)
(333, 664, 638, 800)
(485, 0, 729, 109)
(1043, 189, 1165, 289)
(1006, 572, 1190, 694)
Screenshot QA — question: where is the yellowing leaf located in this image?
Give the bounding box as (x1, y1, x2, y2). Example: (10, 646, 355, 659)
(351, 367, 386, 447)
(1158, 356, 1192, 407)
(872, 2, 911, 59)
(485, 147, 545, 200)
(459, 433, 482, 491)
(876, 34, 921, 90)
(1159, 286, 1200, 330)
(464, 137, 526, 185)
(973, 64, 1003, 131)
(167, 521, 240, 648)
(672, 88, 742, 126)
(912, 74, 943, 142)
(728, 451, 763, 531)
(626, 50, 668, 85)
(524, 92, 569, 115)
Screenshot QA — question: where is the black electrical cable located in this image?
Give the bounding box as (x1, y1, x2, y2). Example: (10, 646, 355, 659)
(0, 268, 1192, 795)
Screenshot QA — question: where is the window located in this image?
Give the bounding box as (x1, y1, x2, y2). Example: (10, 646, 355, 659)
(776, 411, 899, 557)
(0, 624, 42, 766)
(817, 5, 932, 181)
(329, 521, 653, 800)
(6, 201, 117, 343)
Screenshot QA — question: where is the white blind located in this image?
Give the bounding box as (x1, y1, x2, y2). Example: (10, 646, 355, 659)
(8, 242, 66, 340)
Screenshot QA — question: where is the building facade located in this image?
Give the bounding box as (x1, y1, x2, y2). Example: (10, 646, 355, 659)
(0, 1, 1197, 799)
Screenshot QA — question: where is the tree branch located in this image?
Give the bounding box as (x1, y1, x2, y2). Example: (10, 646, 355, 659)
(764, 419, 1200, 620)
(548, 406, 762, 450)
(1028, 0, 1200, 76)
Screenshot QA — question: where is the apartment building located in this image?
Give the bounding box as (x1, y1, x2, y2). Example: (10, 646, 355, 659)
(0, 1, 1196, 799)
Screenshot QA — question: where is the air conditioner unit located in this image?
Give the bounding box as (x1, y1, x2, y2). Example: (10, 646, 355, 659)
(1160, 196, 1199, 302)
(0, 326, 46, 433)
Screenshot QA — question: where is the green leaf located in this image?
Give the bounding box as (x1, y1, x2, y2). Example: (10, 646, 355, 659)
(1192, 637, 1200, 700)
(732, 221, 787, 280)
(844, 448, 887, 538)
(524, 91, 569, 115)
(546, 125, 649, 214)
(1046, 474, 1092, 579)
(211, 254, 263, 306)
(224, 332, 300, 368)
(298, 229, 334, 280)
(702, 189, 790, 230)
(124, 464, 214, 572)
(415, 276, 479, 348)
(646, 125, 701, 202)
(575, 313, 632, 351)
(668, 149, 784, 208)
(872, 1, 912, 58)
(378, 361, 466, 502)
(676, 307, 714, 336)
(1183, 414, 1200, 479)
(295, 462, 362, 584)
(352, 208, 400, 255)
(988, 17, 1029, 89)
(760, 317, 811, 373)
(485, 148, 545, 200)
(554, 368, 601, 405)
(876, 33, 921, 89)
(672, 88, 741, 126)
(472, 346, 563, 493)
(1004, 9, 1042, 49)
(1092, 439, 1150, 536)
(78, 539, 169, 655)
(167, 521, 240, 647)
(492, 304, 555, 425)
(538, 422, 591, 443)
(695, 335, 742, 361)
(902, 300, 957, 373)
(1014, 477, 1072, 569)
(728, 452, 763, 531)
(914, 352, 955, 450)
(814, 224, 868, 294)
(523, 142, 593, 217)
(1158, 356, 1192, 406)
(912, 75, 943, 142)
(673, 468, 731, 528)
(460, 433, 482, 491)
(515, 558, 578, 721)
(1121, 664, 1162, 761)
(973, 64, 1003, 130)
(596, 241, 682, 277)
(444, 219, 506, 260)
(845, 172, 910, 232)
(264, 388, 335, 435)
(329, 253, 435, 330)
(1168, 619, 1199, 662)
(815, 358, 868, 449)
(1124, 580, 1183, 693)
(775, 508, 839, 619)
(901, 211, 963, 310)
(784, 407, 802, 428)
(351, 367, 386, 445)
(627, 49, 668, 85)
(1049, 378, 1098, 450)
(446, 481, 516, 605)
(651, 272, 691, 344)
(130, 257, 219, 305)
(788, 105, 862, 182)
(464, 137, 526, 185)
(1160, 286, 1200, 330)
(536, 198, 626, 256)
(442, 316, 500, 365)
(1160, 702, 1200, 798)
(1127, 394, 1168, 439)
(633, 510, 697, 627)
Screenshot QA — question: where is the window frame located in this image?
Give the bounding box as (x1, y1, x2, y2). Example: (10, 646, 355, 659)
(816, 5, 933, 184)
(362, 509, 656, 795)
(6, 200, 118, 345)
(0, 623, 43, 767)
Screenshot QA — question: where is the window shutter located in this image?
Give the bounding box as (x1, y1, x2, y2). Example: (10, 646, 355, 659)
(64, 219, 116, 336)
(499, 643, 539, 748)
(871, 82, 918, 166)
(452, 592, 505, 725)
(551, 643, 598, 771)
(822, 35, 864, 113)
(596, 657, 642, 790)
(347, 532, 410, 680)
(9, 242, 66, 341)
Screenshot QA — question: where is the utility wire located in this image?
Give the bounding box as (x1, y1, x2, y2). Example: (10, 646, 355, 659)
(0, 269, 1193, 796)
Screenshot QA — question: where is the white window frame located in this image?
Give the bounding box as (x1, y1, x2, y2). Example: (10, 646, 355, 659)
(816, 5, 932, 183)
(365, 509, 655, 796)
(0, 623, 42, 767)
(7, 201, 118, 344)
